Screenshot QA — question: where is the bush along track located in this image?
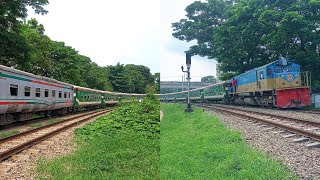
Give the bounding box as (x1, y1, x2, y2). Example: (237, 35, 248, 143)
(37, 95, 160, 179)
(160, 103, 297, 179)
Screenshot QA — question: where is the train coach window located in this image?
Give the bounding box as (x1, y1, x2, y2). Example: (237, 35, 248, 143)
(10, 84, 18, 96)
(59, 91, 62, 98)
(35, 88, 41, 97)
(45, 89, 49, 97)
(69, 92, 71, 98)
(52, 90, 56, 98)
(64, 92, 67, 98)
(24, 86, 30, 97)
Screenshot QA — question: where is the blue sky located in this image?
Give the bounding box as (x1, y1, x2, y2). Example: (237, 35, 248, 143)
(28, 0, 216, 81)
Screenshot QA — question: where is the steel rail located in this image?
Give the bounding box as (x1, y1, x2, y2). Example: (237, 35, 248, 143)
(0, 109, 112, 162)
(0, 109, 108, 144)
(201, 104, 320, 127)
(0, 108, 107, 131)
(201, 105, 320, 142)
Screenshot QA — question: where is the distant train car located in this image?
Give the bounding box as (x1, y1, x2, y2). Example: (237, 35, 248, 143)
(73, 86, 105, 111)
(0, 65, 74, 125)
(230, 57, 310, 108)
(160, 82, 230, 103)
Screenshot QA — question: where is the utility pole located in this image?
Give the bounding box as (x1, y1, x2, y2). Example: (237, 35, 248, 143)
(181, 52, 193, 112)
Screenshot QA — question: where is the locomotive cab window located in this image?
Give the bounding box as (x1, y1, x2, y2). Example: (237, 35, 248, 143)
(283, 66, 292, 72)
(45, 89, 49, 97)
(24, 86, 30, 97)
(274, 66, 282, 73)
(10, 84, 18, 96)
(52, 90, 56, 98)
(35, 88, 41, 97)
(59, 91, 62, 98)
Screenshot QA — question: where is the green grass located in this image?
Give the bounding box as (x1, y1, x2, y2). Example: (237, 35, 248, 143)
(0, 130, 20, 139)
(28, 122, 43, 129)
(37, 96, 160, 179)
(161, 103, 297, 179)
(46, 118, 63, 125)
(37, 132, 159, 179)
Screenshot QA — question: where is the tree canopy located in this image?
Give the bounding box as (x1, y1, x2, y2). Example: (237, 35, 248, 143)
(0, 0, 48, 68)
(173, 0, 320, 91)
(201, 75, 216, 83)
(0, 1, 158, 94)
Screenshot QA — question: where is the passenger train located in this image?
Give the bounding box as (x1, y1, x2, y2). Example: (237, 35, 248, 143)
(161, 56, 311, 108)
(0, 65, 147, 125)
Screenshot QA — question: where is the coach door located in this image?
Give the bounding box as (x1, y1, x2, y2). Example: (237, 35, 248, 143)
(255, 70, 259, 89)
(256, 70, 262, 90)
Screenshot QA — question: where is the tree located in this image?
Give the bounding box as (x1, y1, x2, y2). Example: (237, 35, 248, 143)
(107, 63, 129, 92)
(201, 75, 216, 84)
(0, 0, 48, 67)
(173, 0, 320, 91)
(19, 19, 53, 76)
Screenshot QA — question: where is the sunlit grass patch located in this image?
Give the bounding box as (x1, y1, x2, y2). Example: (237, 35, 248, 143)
(160, 103, 297, 179)
(37, 96, 160, 179)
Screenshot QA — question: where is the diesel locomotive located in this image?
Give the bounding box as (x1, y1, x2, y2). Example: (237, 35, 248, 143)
(161, 56, 311, 108)
(0, 65, 146, 125)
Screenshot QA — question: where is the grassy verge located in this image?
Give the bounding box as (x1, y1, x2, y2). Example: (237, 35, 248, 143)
(0, 130, 20, 139)
(161, 103, 297, 179)
(37, 95, 160, 179)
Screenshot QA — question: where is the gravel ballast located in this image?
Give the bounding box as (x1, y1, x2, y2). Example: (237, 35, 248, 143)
(205, 107, 320, 179)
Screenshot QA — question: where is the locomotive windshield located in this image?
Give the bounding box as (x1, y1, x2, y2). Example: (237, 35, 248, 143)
(274, 65, 294, 73)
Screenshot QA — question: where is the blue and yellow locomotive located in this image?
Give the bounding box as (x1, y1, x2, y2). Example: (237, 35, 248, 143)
(230, 56, 310, 108)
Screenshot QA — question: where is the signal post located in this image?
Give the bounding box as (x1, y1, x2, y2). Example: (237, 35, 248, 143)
(181, 52, 193, 112)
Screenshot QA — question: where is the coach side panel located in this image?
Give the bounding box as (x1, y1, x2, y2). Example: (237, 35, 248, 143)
(0, 70, 73, 114)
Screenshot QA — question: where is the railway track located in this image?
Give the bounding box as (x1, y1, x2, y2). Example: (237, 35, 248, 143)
(0, 109, 111, 131)
(300, 109, 320, 115)
(199, 104, 320, 147)
(0, 109, 112, 162)
(194, 102, 320, 116)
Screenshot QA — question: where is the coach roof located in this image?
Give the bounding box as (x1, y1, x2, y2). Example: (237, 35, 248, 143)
(0, 65, 73, 88)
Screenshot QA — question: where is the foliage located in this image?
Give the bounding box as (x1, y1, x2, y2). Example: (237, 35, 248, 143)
(161, 103, 297, 179)
(76, 96, 160, 140)
(106, 63, 158, 93)
(37, 132, 159, 179)
(201, 75, 216, 83)
(173, 0, 320, 91)
(37, 126, 160, 179)
(219, 72, 239, 81)
(37, 98, 160, 179)
(0, 0, 48, 68)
